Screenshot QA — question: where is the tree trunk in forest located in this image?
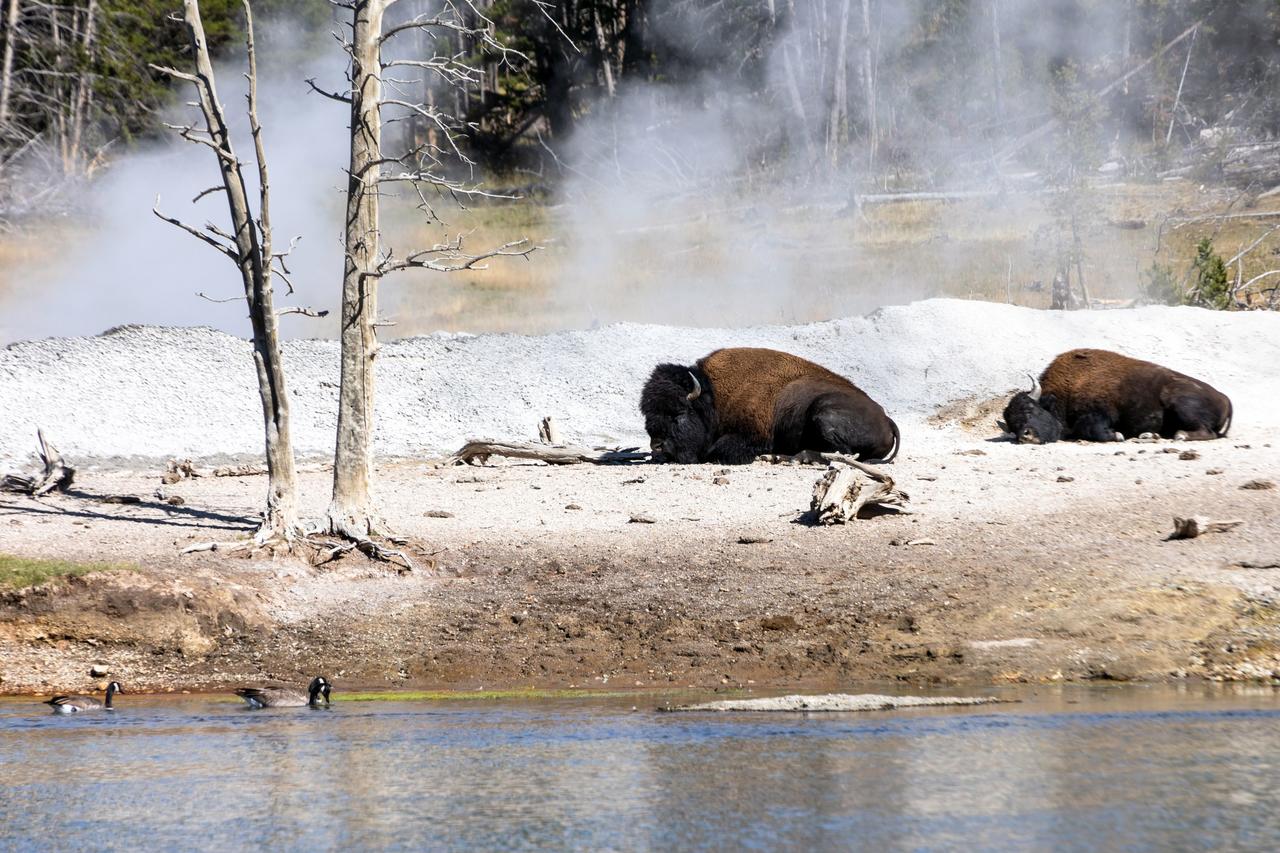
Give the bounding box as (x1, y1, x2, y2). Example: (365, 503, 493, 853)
(825, 0, 851, 169)
(328, 0, 386, 539)
(67, 0, 96, 174)
(157, 0, 301, 540)
(859, 0, 876, 169)
(988, 0, 1004, 123)
(0, 0, 19, 127)
(592, 4, 615, 98)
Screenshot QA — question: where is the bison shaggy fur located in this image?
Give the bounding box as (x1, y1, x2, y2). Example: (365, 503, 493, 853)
(1003, 348, 1232, 444)
(641, 347, 900, 464)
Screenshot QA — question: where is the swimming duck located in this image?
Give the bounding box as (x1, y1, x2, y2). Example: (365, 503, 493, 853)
(235, 676, 331, 709)
(45, 681, 123, 714)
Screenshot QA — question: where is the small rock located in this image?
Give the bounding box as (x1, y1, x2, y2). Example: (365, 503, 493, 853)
(101, 494, 141, 504)
(1178, 450, 1200, 461)
(1206, 468, 1224, 476)
(737, 533, 773, 545)
(1241, 479, 1275, 491)
(166, 496, 185, 506)
(1057, 475, 1074, 483)
(712, 476, 730, 486)
(423, 510, 455, 518)
(161, 472, 182, 485)
(1161, 447, 1180, 454)
(955, 449, 986, 456)
(629, 514, 656, 524)
(89, 664, 109, 677)
(565, 503, 582, 511)
(622, 477, 646, 485)
(761, 614, 799, 631)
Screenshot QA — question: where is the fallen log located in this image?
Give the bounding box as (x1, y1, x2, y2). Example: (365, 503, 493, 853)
(445, 440, 649, 466)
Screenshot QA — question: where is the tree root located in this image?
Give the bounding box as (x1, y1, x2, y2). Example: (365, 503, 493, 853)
(181, 517, 419, 572)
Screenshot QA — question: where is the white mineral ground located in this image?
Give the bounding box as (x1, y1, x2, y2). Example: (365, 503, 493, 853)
(1, 298, 1278, 694)
(666, 693, 1007, 712)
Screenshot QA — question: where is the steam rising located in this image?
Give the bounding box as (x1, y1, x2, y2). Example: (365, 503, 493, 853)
(0, 2, 1263, 341)
(0, 27, 349, 343)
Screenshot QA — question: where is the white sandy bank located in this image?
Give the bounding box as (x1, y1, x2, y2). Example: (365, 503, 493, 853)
(1, 299, 1277, 466)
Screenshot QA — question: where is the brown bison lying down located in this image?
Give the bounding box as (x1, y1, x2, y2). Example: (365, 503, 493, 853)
(641, 347, 900, 464)
(1003, 348, 1232, 444)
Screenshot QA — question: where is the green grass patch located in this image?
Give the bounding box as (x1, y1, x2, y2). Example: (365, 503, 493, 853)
(0, 552, 124, 590)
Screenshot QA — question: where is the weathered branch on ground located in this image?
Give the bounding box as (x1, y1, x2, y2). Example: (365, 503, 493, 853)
(1167, 516, 1243, 540)
(756, 452, 908, 523)
(162, 457, 331, 483)
(809, 463, 910, 524)
(1, 429, 75, 496)
(445, 440, 648, 466)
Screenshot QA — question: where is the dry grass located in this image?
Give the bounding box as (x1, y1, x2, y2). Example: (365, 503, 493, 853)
(382, 178, 1280, 335)
(5, 179, 1279, 339)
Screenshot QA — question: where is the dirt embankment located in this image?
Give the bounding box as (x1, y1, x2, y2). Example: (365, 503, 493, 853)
(2, 434, 1278, 695)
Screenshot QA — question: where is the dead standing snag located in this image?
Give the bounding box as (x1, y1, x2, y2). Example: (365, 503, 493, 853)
(151, 0, 311, 549)
(324, 0, 535, 548)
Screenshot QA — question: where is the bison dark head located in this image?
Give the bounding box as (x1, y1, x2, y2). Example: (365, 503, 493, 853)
(1002, 378, 1063, 444)
(640, 363, 716, 463)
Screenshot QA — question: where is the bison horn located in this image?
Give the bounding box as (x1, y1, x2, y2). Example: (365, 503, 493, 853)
(1027, 374, 1042, 401)
(686, 372, 702, 402)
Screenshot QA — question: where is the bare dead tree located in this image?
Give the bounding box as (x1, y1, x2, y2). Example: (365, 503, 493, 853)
(325, 0, 535, 545)
(858, 0, 876, 169)
(825, 0, 851, 168)
(151, 0, 309, 547)
(0, 0, 19, 127)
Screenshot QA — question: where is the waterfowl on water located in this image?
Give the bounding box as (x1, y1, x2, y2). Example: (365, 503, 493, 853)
(45, 681, 123, 714)
(235, 676, 331, 709)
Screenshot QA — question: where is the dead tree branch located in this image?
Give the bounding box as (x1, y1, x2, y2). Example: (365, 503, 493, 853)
(445, 440, 648, 466)
(1, 429, 75, 496)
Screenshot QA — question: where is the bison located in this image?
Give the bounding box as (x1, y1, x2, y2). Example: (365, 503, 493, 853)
(640, 347, 900, 464)
(1003, 348, 1232, 444)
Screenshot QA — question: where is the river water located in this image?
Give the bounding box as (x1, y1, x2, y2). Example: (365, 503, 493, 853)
(2, 685, 1278, 851)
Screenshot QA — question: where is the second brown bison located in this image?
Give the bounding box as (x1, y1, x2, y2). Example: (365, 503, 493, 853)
(1003, 348, 1232, 444)
(641, 347, 899, 464)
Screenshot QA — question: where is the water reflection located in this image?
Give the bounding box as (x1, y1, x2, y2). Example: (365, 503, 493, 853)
(1, 687, 1279, 850)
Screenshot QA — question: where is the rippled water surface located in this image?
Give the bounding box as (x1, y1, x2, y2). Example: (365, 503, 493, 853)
(2, 686, 1280, 851)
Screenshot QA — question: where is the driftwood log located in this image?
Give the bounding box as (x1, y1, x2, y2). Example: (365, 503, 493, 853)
(757, 451, 909, 523)
(1, 430, 75, 496)
(810, 463, 910, 524)
(446, 440, 649, 466)
(1167, 516, 1244, 540)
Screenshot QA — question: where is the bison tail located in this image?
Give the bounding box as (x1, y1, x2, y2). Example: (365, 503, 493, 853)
(874, 419, 900, 464)
(1220, 399, 1233, 438)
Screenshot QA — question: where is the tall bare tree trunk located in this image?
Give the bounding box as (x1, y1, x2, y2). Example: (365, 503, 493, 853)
(0, 0, 19, 127)
(329, 0, 386, 539)
(67, 0, 96, 174)
(859, 0, 876, 169)
(156, 0, 301, 541)
(592, 4, 615, 98)
(988, 0, 1003, 123)
(825, 0, 851, 169)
